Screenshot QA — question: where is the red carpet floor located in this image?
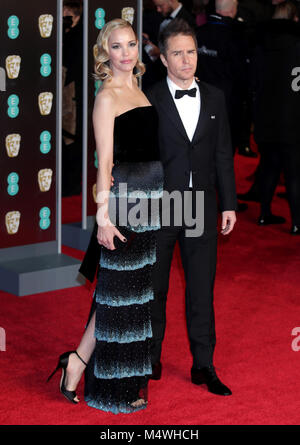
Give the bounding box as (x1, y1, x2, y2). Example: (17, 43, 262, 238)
(1, 151, 300, 425)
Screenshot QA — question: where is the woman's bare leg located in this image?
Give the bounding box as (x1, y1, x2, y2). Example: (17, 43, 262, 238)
(64, 311, 96, 402)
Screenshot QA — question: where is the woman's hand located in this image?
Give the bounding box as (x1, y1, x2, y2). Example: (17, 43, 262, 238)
(97, 223, 127, 250)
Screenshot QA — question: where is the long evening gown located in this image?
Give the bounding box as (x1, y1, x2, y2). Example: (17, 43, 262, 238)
(84, 106, 163, 414)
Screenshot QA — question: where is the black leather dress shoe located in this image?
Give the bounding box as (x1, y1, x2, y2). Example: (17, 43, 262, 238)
(191, 366, 232, 396)
(291, 225, 300, 235)
(258, 214, 286, 225)
(149, 361, 162, 380)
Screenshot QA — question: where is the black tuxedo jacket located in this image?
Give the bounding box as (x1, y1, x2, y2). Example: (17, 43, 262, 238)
(176, 6, 196, 29)
(146, 79, 237, 238)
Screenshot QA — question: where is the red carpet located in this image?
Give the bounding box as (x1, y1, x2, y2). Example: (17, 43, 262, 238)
(1, 150, 300, 425)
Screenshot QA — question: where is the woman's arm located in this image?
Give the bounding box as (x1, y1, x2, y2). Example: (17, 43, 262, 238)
(93, 90, 126, 250)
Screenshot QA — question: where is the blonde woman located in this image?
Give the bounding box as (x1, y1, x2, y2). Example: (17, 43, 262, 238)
(48, 19, 163, 414)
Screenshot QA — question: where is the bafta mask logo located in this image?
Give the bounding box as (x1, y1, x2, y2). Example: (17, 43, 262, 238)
(5, 55, 21, 79)
(6, 134, 21, 157)
(5, 211, 21, 235)
(38, 168, 53, 192)
(39, 14, 53, 38)
(122, 7, 135, 25)
(93, 44, 98, 60)
(92, 184, 97, 203)
(38, 92, 53, 115)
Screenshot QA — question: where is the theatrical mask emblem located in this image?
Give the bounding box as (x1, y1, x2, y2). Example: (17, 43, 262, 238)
(38, 92, 53, 115)
(38, 168, 53, 192)
(6, 134, 21, 157)
(5, 55, 21, 79)
(39, 14, 53, 38)
(5, 211, 21, 235)
(122, 7, 135, 25)
(92, 183, 97, 203)
(93, 44, 98, 60)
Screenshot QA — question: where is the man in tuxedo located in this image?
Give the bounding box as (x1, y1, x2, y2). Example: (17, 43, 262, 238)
(153, 0, 196, 30)
(146, 18, 237, 396)
(143, 0, 196, 66)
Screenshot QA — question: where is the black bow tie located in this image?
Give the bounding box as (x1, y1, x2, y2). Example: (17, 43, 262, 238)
(175, 87, 197, 99)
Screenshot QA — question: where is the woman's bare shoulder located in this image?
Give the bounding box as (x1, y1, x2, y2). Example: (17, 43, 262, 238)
(95, 85, 116, 105)
(94, 85, 118, 117)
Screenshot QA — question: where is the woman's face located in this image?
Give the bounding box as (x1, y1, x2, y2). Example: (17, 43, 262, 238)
(107, 26, 138, 75)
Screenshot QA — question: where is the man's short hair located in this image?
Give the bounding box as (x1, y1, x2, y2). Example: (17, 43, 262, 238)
(158, 18, 198, 57)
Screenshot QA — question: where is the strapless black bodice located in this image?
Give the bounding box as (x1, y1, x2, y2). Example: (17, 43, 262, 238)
(113, 106, 160, 163)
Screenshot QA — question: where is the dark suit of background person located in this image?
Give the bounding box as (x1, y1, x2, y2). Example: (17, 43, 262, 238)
(142, 0, 165, 90)
(235, 0, 276, 203)
(252, 11, 300, 234)
(175, 2, 197, 25)
(146, 37, 237, 393)
(230, 0, 275, 159)
(236, 1, 300, 206)
(195, 10, 249, 157)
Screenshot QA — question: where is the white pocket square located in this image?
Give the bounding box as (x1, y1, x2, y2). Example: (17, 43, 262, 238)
(210, 115, 216, 119)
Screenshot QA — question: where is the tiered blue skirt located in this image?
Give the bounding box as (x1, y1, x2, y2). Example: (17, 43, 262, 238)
(84, 161, 163, 414)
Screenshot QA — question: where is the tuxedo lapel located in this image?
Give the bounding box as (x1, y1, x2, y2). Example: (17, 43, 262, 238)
(156, 80, 190, 142)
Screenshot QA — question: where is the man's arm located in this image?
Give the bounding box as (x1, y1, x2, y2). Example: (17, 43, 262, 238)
(215, 90, 237, 234)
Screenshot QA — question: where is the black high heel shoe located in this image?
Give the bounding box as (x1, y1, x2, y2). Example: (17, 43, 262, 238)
(47, 350, 87, 404)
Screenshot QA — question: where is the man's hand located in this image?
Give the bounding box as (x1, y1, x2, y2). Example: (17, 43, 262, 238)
(142, 33, 160, 58)
(148, 43, 160, 58)
(221, 211, 236, 235)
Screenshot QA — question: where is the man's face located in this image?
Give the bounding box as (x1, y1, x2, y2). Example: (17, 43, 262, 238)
(63, 7, 75, 19)
(153, 0, 173, 17)
(161, 34, 198, 85)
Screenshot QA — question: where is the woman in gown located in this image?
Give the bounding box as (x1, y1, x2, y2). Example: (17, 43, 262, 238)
(47, 18, 163, 414)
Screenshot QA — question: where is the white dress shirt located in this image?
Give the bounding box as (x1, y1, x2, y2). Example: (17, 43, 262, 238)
(167, 76, 201, 187)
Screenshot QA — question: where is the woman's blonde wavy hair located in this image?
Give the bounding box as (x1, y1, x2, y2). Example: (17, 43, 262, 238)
(94, 18, 145, 82)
